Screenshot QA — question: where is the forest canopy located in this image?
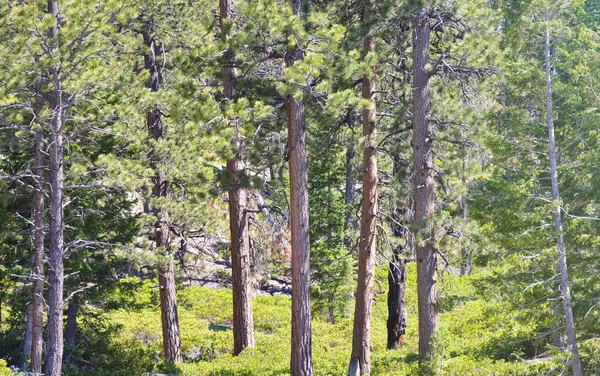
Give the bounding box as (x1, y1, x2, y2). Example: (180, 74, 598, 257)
(1, 0, 600, 375)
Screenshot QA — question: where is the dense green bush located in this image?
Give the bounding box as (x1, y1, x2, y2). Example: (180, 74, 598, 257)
(0, 360, 10, 376)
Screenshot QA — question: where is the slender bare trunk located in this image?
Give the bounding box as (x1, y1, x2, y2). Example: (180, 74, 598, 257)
(387, 156, 411, 350)
(142, 26, 183, 364)
(45, 2, 64, 374)
(459, 158, 470, 275)
(286, 1, 313, 374)
(544, 21, 583, 376)
(21, 306, 33, 370)
(412, 8, 438, 362)
(31, 81, 46, 376)
(343, 145, 356, 248)
(350, 2, 377, 374)
(64, 296, 78, 364)
(220, 0, 255, 355)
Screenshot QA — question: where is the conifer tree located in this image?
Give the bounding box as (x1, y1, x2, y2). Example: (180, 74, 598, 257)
(412, 4, 438, 362)
(140, 17, 183, 363)
(286, 0, 313, 374)
(350, 0, 377, 373)
(220, 0, 255, 355)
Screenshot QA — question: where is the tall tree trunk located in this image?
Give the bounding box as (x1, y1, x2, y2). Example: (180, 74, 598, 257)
(350, 1, 377, 374)
(544, 21, 583, 376)
(220, 0, 255, 355)
(286, 1, 313, 375)
(412, 8, 438, 362)
(143, 27, 183, 364)
(45, 1, 65, 374)
(64, 296, 78, 364)
(30, 81, 46, 376)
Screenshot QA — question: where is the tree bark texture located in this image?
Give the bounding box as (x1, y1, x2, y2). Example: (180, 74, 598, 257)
(158, 261, 182, 363)
(220, 0, 255, 355)
(286, 1, 313, 374)
(143, 27, 183, 364)
(45, 1, 65, 374)
(544, 21, 583, 376)
(412, 8, 439, 362)
(30, 114, 45, 374)
(351, 1, 377, 374)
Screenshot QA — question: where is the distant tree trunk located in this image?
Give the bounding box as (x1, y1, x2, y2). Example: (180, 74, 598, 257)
(459, 158, 470, 275)
(544, 20, 583, 376)
(21, 306, 33, 370)
(64, 296, 78, 364)
(387, 247, 407, 350)
(30, 116, 45, 374)
(220, 0, 255, 355)
(387, 156, 410, 351)
(45, 1, 65, 374)
(343, 145, 356, 248)
(286, 1, 313, 375)
(350, 1, 377, 374)
(142, 26, 183, 364)
(412, 8, 438, 362)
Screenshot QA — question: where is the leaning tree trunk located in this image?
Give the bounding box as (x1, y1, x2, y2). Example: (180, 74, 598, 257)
(143, 28, 183, 364)
(45, 1, 65, 374)
(544, 21, 583, 376)
(220, 0, 255, 355)
(412, 8, 438, 362)
(350, 1, 377, 374)
(286, 1, 313, 375)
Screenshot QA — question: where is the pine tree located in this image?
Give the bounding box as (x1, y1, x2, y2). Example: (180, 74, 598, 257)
(220, 0, 255, 355)
(286, 0, 313, 374)
(350, 0, 377, 373)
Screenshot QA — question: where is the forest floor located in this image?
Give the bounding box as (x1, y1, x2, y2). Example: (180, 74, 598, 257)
(63, 263, 575, 376)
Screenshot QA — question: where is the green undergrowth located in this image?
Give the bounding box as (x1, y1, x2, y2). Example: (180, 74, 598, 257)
(65, 265, 564, 375)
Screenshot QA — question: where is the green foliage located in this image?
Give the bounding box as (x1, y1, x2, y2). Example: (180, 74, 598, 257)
(0, 360, 10, 376)
(55, 265, 563, 375)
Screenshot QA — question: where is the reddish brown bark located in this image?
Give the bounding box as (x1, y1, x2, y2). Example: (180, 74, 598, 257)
(220, 0, 255, 355)
(412, 8, 438, 362)
(350, 1, 377, 374)
(286, 1, 313, 374)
